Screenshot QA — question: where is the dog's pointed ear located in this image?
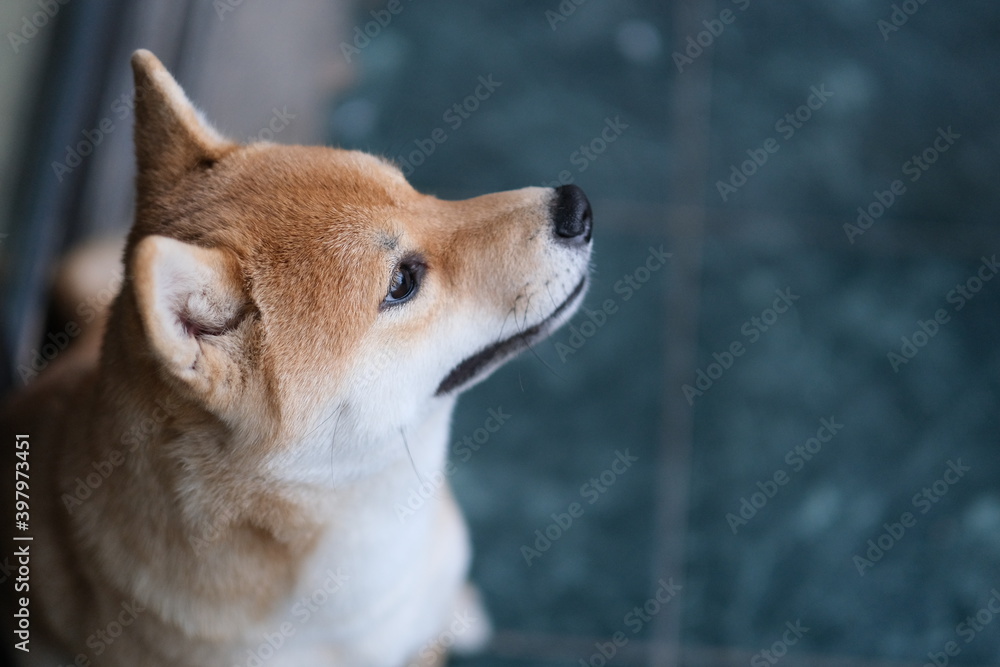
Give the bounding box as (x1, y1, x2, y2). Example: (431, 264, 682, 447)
(130, 49, 235, 194)
(132, 235, 253, 397)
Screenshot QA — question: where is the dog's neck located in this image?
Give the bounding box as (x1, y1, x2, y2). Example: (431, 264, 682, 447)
(68, 308, 459, 641)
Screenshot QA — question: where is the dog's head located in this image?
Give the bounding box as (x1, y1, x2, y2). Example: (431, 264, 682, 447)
(122, 51, 592, 485)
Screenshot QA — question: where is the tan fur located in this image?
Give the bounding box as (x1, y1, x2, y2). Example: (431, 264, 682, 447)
(2, 50, 591, 666)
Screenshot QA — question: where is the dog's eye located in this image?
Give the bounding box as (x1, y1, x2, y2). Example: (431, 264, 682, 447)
(384, 262, 420, 306)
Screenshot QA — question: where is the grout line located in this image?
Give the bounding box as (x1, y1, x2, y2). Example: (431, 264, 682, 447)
(586, 198, 997, 260)
(649, 0, 719, 664)
(483, 630, 958, 667)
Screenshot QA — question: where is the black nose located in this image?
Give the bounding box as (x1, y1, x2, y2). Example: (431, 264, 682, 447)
(551, 184, 593, 243)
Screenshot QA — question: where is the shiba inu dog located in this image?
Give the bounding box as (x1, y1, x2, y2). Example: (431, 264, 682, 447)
(1, 50, 592, 666)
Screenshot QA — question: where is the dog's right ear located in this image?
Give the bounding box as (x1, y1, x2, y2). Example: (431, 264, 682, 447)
(130, 49, 235, 198)
(132, 235, 253, 400)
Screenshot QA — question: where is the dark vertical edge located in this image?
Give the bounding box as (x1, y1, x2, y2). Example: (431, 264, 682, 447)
(650, 0, 717, 664)
(0, 0, 133, 392)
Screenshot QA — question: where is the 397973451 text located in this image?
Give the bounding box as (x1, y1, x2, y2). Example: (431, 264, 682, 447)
(13, 434, 31, 653)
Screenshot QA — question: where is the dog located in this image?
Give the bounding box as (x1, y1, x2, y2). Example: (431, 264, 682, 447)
(1, 49, 592, 666)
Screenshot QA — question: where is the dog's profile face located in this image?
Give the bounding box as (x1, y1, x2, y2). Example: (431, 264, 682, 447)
(125, 52, 592, 487)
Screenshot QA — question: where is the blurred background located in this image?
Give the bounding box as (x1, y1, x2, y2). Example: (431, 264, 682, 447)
(1, 1, 999, 665)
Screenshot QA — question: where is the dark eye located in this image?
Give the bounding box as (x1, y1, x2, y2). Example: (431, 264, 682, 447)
(384, 261, 420, 306)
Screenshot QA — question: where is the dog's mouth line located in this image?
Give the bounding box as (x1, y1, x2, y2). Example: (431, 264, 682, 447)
(435, 275, 588, 396)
